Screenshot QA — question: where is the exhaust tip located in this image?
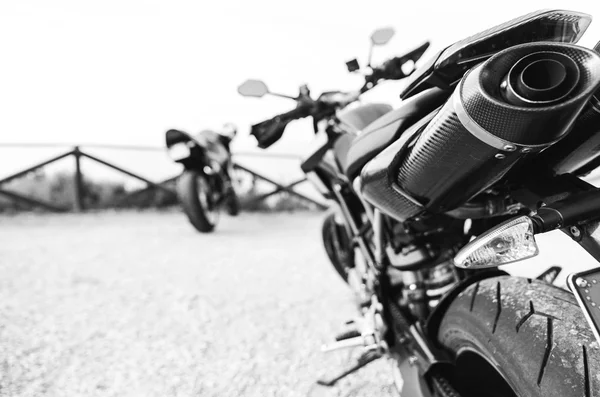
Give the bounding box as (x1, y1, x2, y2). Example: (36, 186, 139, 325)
(519, 59, 567, 96)
(502, 51, 580, 106)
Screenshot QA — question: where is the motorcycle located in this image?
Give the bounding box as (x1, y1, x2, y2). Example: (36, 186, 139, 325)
(240, 9, 600, 397)
(165, 124, 239, 233)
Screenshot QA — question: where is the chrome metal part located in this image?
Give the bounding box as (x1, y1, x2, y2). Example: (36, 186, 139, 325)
(321, 336, 365, 352)
(321, 296, 388, 355)
(402, 270, 428, 318)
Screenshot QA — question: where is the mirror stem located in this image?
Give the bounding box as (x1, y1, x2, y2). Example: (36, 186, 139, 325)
(268, 92, 298, 100)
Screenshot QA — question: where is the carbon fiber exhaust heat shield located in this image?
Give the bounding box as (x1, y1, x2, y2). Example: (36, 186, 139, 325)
(542, 41, 600, 175)
(361, 43, 600, 221)
(542, 95, 600, 175)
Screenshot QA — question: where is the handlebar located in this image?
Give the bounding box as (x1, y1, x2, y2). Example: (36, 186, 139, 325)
(275, 104, 312, 121)
(252, 105, 310, 135)
(365, 41, 431, 87)
(249, 41, 431, 145)
(250, 103, 315, 148)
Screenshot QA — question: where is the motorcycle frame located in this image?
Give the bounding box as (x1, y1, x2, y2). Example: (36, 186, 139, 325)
(308, 133, 452, 382)
(322, 172, 459, 397)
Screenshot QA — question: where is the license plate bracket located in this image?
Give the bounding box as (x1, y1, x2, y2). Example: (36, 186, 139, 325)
(567, 267, 600, 346)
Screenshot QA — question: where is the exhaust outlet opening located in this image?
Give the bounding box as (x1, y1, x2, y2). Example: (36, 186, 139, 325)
(502, 51, 580, 106)
(520, 59, 566, 92)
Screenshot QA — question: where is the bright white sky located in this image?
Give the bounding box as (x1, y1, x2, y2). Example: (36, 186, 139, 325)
(1, 0, 599, 182)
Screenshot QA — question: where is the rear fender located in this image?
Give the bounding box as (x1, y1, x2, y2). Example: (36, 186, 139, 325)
(165, 129, 208, 169)
(425, 269, 508, 345)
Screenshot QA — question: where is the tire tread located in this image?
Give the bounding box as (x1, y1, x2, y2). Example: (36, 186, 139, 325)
(469, 281, 480, 312)
(537, 317, 553, 386)
(492, 281, 501, 334)
(583, 345, 590, 397)
(438, 276, 600, 397)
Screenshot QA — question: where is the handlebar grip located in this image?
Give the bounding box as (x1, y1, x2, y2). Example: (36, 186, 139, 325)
(256, 103, 311, 128)
(251, 104, 313, 148)
(366, 63, 405, 85)
(277, 104, 312, 122)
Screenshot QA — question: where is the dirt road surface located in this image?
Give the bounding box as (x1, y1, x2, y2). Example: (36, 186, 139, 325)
(1, 210, 596, 397)
(0, 211, 399, 397)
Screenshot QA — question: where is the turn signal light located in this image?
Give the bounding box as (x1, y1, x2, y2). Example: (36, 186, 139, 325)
(454, 216, 539, 268)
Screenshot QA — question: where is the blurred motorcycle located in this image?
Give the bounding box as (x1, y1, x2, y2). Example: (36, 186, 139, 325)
(240, 10, 600, 396)
(165, 123, 239, 233)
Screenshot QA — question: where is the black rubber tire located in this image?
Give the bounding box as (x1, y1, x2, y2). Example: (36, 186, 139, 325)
(321, 213, 354, 282)
(225, 188, 240, 216)
(438, 275, 600, 397)
(177, 170, 217, 233)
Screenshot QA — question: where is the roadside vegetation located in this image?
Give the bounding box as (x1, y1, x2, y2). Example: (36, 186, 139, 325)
(0, 170, 319, 213)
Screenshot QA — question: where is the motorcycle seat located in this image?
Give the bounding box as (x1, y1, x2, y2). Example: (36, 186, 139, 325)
(341, 87, 448, 180)
(337, 103, 393, 133)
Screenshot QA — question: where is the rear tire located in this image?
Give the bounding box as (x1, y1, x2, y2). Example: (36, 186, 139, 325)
(177, 170, 218, 233)
(438, 275, 600, 397)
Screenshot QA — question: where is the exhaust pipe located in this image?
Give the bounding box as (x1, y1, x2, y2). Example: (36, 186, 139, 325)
(542, 93, 600, 175)
(541, 41, 600, 175)
(501, 52, 580, 106)
(361, 43, 600, 221)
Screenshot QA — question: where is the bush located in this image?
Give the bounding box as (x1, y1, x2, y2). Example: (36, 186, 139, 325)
(237, 175, 319, 212)
(0, 169, 321, 212)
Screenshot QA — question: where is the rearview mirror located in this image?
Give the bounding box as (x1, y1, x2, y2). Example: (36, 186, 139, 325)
(346, 59, 360, 72)
(237, 79, 269, 98)
(370, 27, 395, 46)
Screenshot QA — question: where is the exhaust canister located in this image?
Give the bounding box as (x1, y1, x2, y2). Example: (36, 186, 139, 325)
(395, 42, 600, 214)
(361, 43, 600, 221)
(542, 41, 600, 175)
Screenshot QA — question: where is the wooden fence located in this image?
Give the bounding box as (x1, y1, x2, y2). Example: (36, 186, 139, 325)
(0, 143, 327, 212)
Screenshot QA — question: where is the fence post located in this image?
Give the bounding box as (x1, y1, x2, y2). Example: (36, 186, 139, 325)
(73, 146, 84, 212)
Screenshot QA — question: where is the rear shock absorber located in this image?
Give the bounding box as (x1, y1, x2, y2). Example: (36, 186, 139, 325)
(424, 261, 459, 308)
(401, 270, 428, 319)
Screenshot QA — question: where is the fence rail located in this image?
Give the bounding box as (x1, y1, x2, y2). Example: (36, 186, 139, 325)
(0, 143, 327, 212)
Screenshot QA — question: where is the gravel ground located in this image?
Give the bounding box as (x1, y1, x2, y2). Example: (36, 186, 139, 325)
(0, 210, 398, 397)
(2, 210, 598, 397)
